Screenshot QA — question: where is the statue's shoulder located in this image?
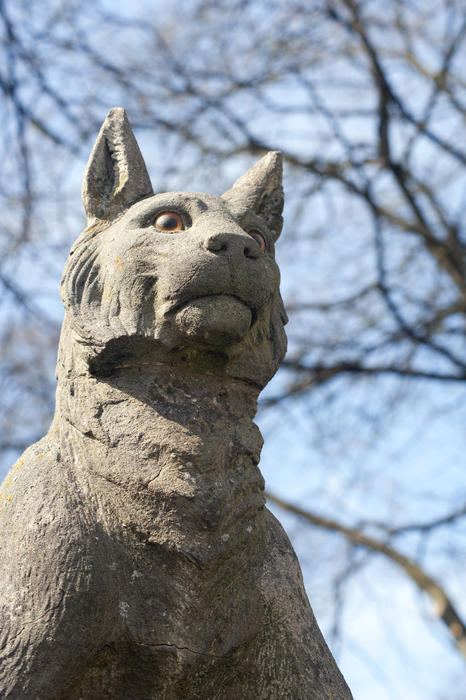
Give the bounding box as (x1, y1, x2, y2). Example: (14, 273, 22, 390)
(0, 435, 68, 537)
(262, 506, 303, 569)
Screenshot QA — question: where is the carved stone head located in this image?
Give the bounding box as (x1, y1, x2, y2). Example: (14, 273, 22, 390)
(60, 108, 287, 388)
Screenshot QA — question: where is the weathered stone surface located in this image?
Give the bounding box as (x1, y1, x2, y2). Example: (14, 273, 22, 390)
(0, 108, 353, 699)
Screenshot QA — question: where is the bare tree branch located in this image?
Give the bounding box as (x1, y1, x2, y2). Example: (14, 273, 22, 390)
(266, 491, 466, 658)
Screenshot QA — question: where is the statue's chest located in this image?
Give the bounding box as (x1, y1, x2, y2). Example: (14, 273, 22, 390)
(94, 511, 266, 660)
(90, 450, 266, 565)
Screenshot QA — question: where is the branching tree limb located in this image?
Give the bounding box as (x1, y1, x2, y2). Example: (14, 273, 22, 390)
(266, 492, 466, 658)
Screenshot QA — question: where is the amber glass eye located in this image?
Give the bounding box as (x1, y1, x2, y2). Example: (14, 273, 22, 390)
(248, 230, 266, 253)
(154, 211, 183, 231)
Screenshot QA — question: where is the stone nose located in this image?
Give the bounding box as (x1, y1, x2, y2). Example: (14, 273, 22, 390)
(204, 231, 260, 259)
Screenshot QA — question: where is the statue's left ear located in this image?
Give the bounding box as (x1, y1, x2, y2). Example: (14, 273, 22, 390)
(82, 107, 153, 227)
(221, 151, 284, 240)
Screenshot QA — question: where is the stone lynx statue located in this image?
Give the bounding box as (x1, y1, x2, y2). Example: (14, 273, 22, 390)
(0, 108, 352, 699)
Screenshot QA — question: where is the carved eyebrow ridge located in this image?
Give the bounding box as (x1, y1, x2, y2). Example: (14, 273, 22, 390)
(183, 195, 209, 213)
(137, 194, 210, 220)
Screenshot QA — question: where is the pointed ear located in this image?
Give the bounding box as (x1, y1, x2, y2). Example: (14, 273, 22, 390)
(221, 151, 284, 239)
(82, 107, 153, 226)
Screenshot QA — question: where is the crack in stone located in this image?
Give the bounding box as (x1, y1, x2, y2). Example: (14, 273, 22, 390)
(136, 641, 225, 660)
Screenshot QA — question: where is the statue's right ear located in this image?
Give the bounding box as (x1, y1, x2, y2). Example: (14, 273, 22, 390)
(82, 107, 153, 227)
(221, 151, 284, 240)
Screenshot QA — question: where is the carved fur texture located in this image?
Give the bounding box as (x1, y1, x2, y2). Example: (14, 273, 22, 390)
(0, 108, 352, 699)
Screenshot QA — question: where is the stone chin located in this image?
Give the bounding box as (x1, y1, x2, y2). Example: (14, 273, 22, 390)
(172, 294, 253, 347)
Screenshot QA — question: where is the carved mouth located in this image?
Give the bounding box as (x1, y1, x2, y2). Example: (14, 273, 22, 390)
(169, 294, 256, 347)
(170, 294, 257, 328)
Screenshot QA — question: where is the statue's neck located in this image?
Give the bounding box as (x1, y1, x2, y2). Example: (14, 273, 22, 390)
(52, 343, 265, 560)
(55, 357, 262, 460)
(53, 319, 263, 460)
